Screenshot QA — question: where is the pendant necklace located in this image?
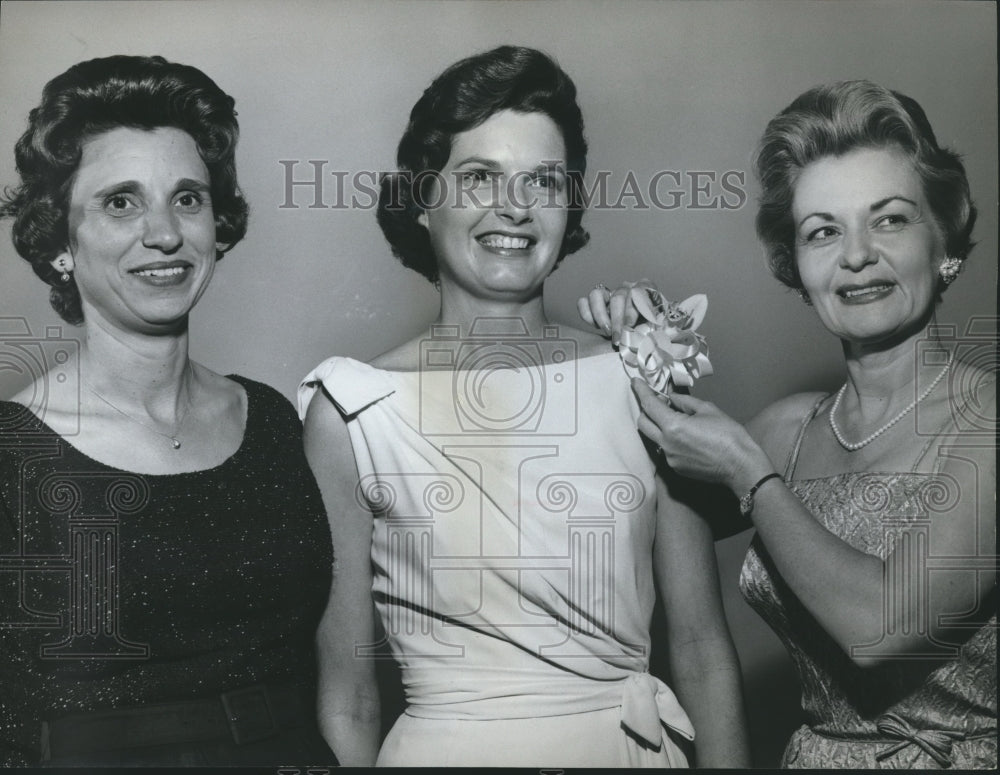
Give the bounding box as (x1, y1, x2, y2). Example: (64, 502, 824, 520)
(85, 382, 192, 450)
(828, 352, 953, 452)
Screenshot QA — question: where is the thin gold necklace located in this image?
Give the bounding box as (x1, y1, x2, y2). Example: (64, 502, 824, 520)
(84, 382, 192, 450)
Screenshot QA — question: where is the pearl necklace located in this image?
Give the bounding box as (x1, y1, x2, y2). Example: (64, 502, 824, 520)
(85, 383, 191, 450)
(828, 353, 953, 452)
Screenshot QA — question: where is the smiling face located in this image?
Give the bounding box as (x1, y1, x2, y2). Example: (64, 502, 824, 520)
(57, 126, 217, 333)
(417, 109, 569, 304)
(792, 145, 946, 348)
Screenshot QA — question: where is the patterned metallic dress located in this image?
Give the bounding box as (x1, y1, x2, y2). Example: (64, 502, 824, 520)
(741, 395, 997, 769)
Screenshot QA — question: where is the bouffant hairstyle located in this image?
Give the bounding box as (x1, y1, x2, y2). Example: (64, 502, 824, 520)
(377, 45, 590, 284)
(0, 55, 248, 324)
(754, 79, 976, 291)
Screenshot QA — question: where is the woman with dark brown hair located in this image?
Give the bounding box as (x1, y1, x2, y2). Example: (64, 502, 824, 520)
(300, 45, 749, 768)
(0, 55, 336, 767)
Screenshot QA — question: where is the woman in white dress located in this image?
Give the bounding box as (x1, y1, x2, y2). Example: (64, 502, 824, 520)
(299, 45, 749, 767)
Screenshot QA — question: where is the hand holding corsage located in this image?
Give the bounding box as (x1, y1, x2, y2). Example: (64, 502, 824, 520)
(614, 281, 713, 396)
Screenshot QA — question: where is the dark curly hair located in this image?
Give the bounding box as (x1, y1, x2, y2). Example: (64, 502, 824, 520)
(754, 79, 976, 291)
(0, 55, 249, 324)
(377, 45, 590, 284)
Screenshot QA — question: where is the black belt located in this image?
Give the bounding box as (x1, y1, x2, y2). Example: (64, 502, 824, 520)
(41, 683, 314, 760)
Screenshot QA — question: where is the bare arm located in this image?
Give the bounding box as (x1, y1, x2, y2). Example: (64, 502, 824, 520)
(638, 383, 997, 667)
(744, 418, 996, 665)
(654, 472, 750, 768)
(303, 390, 381, 765)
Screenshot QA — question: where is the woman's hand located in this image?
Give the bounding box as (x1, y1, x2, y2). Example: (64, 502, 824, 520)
(631, 379, 773, 495)
(576, 282, 643, 345)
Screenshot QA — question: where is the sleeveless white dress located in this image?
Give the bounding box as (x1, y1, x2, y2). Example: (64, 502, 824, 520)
(299, 351, 694, 767)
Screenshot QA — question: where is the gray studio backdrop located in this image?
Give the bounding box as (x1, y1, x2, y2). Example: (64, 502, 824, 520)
(1, 0, 996, 766)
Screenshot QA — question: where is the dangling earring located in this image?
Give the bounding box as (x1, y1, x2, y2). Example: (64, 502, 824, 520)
(939, 256, 963, 286)
(796, 288, 813, 306)
(52, 256, 73, 283)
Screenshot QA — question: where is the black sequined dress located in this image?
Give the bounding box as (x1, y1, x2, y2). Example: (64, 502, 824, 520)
(0, 376, 334, 766)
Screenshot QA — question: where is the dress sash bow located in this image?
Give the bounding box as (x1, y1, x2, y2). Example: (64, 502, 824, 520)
(875, 712, 966, 768)
(620, 672, 695, 750)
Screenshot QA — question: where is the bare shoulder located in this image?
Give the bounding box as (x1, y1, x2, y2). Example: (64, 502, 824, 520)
(302, 381, 346, 434)
(301, 379, 355, 468)
(747, 391, 828, 461)
(957, 362, 996, 413)
(180, 363, 250, 445)
(369, 336, 423, 372)
(7, 373, 81, 434)
(196, 363, 247, 412)
(552, 322, 612, 360)
(7, 379, 41, 408)
(921, 362, 997, 468)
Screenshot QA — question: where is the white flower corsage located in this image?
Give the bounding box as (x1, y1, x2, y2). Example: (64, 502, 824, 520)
(617, 280, 713, 395)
